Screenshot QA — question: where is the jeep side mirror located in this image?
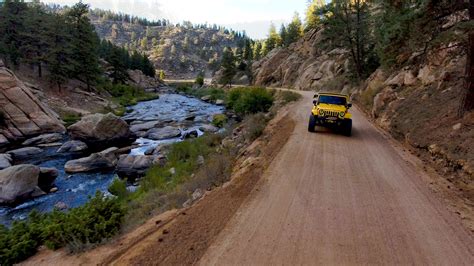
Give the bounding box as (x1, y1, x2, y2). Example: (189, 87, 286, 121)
(347, 103, 352, 108)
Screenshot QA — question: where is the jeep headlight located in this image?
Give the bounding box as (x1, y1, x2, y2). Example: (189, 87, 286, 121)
(319, 109, 325, 116)
(338, 111, 345, 118)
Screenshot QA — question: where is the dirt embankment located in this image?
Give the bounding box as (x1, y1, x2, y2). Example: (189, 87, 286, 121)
(22, 102, 297, 266)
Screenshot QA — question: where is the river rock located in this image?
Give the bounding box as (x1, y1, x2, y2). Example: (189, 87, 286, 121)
(64, 147, 118, 173)
(68, 113, 131, 147)
(54, 201, 68, 210)
(215, 99, 225, 105)
(199, 124, 219, 133)
(130, 121, 160, 133)
(147, 126, 181, 140)
(201, 95, 211, 102)
(7, 147, 43, 160)
(0, 154, 12, 170)
(116, 155, 154, 179)
(0, 164, 40, 204)
(57, 140, 88, 153)
(38, 167, 58, 191)
(22, 133, 63, 146)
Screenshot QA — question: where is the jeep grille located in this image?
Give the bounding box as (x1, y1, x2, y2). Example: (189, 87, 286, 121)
(321, 110, 339, 117)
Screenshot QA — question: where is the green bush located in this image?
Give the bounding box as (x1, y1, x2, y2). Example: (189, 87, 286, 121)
(0, 192, 125, 265)
(61, 113, 82, 127)
(227, 87, 274, 116)
(108, 178, 128, 199)
(212, 114, 228, 128)
(176, 86, 226, 102)
(97, 82, 158, 107)
(195, 73, 204, 87)
(277, 91, 302, 104)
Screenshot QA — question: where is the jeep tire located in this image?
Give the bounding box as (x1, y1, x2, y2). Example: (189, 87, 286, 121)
(342, 120, 352, 136)
(308, 115, 317, 132)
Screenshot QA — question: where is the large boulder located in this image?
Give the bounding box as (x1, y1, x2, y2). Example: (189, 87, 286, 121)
(0, 164, 40, 204)
(116, 155, 154, 179)
(64, 147, 118, 173)
(57, 140, 88, 153)
(130, 121, 160, 133)
(7, 147, 43, 161)
(0, 63, 65, 142)
(22, 133, 63, 146)
(147, 126, 181, 140)
(68, 113, 131, 147)
(0, 154, 12, 170)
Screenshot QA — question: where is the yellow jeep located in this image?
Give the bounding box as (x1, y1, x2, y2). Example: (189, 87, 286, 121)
(308, 92, 352, 136)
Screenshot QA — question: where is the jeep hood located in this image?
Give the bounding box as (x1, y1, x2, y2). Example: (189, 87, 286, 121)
(317, 103, 347, 112)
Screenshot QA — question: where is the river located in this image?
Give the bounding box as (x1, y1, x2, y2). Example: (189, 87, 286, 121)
(0, 94, 224, 226)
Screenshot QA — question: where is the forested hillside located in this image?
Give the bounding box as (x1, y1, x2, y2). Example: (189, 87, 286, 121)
(90, 10, 252, 79)
(0, 1, 155, 90)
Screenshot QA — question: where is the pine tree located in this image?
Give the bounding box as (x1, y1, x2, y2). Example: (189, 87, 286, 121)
(0, 0, 28, 67)
(253, 42, 262, 61)
(285, 12, 303, 46)
(263, 23, 280, 55)
(46, 13, 74, 92)
(20, 2, 49, 77)
(66, 2, 100, 90)
(279, 24, 288, 47)
(305, 0, 325, 31)
(219, 47, 236, 86)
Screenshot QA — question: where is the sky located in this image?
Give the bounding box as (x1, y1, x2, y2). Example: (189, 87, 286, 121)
(41, 0, 310, 39)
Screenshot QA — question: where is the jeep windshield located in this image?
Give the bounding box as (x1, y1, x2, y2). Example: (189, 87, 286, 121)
(318, 95, 347, 105)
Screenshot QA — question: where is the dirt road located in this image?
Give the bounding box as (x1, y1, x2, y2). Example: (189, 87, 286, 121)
(200, 91, 473, 265)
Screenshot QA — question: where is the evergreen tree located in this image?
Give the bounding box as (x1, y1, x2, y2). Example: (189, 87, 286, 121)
(285, 12, 303, 46)
(305, 0, 325, 31)
(0, 0, 28, 67)
(219, 47, 236, 86)
(20, 2, 49, 77)
(253, 42, 262, 61)
(46, 13, 74, 91)
(66, 2, 100, 90)
(279, 24, 288, 47)
(263, 23, 280, 55)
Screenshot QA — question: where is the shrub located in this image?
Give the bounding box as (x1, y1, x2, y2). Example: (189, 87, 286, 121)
(108, 178, 128, 199)
(243, 113, 268, 141)
(277, 91, 302, 104)
(212, 114, 228, 128)
(61, 113, 82, 127)
(227, 87, 274, 116)
(195, 73, 204, 87)
(97, 82, 158, 107)
(0, 192, 125, 265)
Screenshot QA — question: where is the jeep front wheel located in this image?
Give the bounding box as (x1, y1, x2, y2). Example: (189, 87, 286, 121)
(308, 115, 317, 132)
(342, 120, 352, 136)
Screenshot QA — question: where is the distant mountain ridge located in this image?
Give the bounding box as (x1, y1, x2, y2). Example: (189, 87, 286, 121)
(89, 10, 250, 79)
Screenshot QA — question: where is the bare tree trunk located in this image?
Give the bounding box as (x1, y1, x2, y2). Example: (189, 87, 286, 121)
(459, 0, 474, 117)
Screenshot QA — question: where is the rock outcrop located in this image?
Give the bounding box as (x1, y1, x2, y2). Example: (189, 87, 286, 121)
(0, 164, 41, 204)
(7, 147, 43, 161)
(0, 61, 65, 146)
(252, 29, 349, 91)
(68, 113, 131, 147)
(0, 154, 12, 170)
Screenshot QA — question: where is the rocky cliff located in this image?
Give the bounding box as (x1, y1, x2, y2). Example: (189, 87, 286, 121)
(252, 29, 350, 91)
(0, 61, 65, 148)
(252, 21, 472, 197)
